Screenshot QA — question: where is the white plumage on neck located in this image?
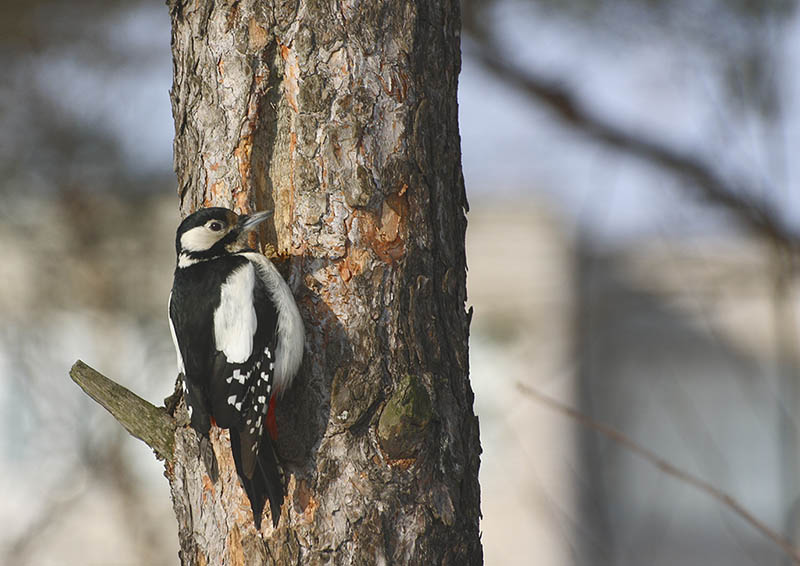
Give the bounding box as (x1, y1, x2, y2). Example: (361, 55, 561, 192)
(178, 253, 201, 268)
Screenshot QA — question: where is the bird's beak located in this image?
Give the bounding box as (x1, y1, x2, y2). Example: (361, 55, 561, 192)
(230, 210, 273, 251)
(238, 210, 273, 232)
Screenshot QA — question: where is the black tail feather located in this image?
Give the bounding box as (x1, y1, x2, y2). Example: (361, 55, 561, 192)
(230, 428, 285, 528)
(199, 434, 219, 482)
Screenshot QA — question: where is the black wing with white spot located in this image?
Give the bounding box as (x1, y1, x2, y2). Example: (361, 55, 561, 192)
(208, 262, 279, 471)
(212, 260, 285, 528)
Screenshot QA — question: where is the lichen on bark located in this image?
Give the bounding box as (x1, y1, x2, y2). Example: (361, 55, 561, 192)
(377, 374, 433, 459)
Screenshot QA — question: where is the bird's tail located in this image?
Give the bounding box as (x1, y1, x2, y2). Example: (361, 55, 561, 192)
(230, 428, 285, 529)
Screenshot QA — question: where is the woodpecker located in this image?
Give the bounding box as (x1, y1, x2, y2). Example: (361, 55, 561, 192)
(168, 207, 304, 529)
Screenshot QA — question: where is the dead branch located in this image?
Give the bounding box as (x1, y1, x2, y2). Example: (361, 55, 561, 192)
(516, 381, 800, 564)
(69, 360, 176, 462)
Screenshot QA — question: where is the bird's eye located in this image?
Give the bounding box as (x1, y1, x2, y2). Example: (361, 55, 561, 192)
(209, 221, 223, 232)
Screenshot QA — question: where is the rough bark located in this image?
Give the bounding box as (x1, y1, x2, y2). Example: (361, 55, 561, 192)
(166, 0, 481, 564)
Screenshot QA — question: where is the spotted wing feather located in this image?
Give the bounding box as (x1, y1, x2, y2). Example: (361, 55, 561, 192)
(212, 263, 284, 527)
(210, 275, 277, 420)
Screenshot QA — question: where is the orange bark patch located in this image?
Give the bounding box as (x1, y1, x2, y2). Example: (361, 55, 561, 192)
(232, 191, 249, 215)
(362, 193, 408, 263)
(337, 246, 370, 283)
(289, 132, 297, 196)
(280, 43, 300, 113)
(234, 134, 252, 183)
(351, 204, 406, 265)
(248, 18, 269, 50)
(303, 495, 318, 522)
(211, 427, 235, 472)
(226, 525, 246, 566)
(375, 440, 416, 470)
(379, 201, 401, 243)
(207, 181, 225, 205)
(233, 134, 253, 211)
(292, 479, 318, 523)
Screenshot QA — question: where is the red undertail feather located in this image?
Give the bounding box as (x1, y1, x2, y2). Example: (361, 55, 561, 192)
(267, 395, 278, 441)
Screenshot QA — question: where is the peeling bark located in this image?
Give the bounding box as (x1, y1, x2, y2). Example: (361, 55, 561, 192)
(166, 0, 481, 563)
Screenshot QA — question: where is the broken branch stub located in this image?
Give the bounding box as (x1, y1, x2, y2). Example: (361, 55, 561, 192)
(69, 360, 176, 462)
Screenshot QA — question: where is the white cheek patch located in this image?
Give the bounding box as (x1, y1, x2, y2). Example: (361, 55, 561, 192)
(181, 226, 225, 252)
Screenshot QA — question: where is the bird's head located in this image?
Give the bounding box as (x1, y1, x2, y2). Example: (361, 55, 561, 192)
(175, 207, 272, 266)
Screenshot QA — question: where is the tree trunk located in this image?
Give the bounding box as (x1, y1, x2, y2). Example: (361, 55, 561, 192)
(166, 0, 481, 564)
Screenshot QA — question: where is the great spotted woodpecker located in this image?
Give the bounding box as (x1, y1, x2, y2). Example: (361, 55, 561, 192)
(168, 207, 304, 529)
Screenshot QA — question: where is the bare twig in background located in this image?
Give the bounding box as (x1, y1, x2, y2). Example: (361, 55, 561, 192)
(466, 42, 800, 252)
(516, 382, 800, 564)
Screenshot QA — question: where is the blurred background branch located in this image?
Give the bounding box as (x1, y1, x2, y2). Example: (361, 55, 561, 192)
(517, 381, 800, 564)
(464, 37, 800, 251)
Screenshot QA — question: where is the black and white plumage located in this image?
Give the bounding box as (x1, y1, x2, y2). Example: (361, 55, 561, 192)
(168, 207, 304, 529)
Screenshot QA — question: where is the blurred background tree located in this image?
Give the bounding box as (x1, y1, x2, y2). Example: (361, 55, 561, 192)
(0, 1, 179, 564)
(2, 0, 800, 564)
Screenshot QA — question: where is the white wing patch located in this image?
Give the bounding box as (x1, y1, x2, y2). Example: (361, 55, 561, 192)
(168, 292, 185, 374)
(242, 252, 305, 393)
(214, 263, 257, 364)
